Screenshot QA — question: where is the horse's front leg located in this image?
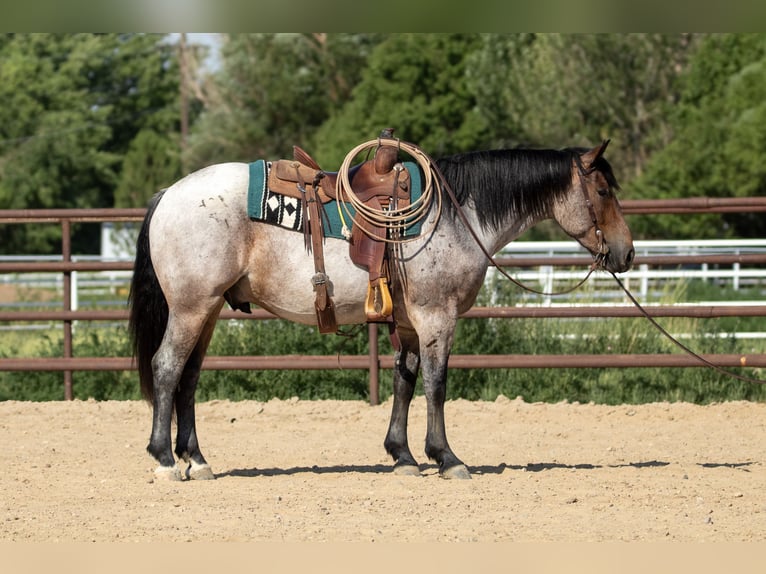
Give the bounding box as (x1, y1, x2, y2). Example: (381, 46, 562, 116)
(384, 327, 421, 475)
(419, 314, 471, 480)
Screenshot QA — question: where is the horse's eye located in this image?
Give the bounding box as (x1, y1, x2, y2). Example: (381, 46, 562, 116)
(597, 188, 609, 197)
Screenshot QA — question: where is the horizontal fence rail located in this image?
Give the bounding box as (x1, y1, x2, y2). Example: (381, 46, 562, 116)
(3, 304, 766, 323)
(2, 353, 766, 372)
(2, 197, 766, 403)
(1, 252, 765, 273)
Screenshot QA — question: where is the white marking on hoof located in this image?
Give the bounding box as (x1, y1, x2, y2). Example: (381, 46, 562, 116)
(186, 461, 215, 480)
(441, 464, 471, 480)
(154, 464, 183, 481)
(393, 464, 421, 477)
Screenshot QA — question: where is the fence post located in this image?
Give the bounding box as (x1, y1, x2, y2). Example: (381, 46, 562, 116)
(368, 323, 379, 406)
(640, 263, 648, 298)
(61, 219, 73, 401)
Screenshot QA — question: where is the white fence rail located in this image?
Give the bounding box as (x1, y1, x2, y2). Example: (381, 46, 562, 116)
(493, 239, 766, 304)
(2, 239, 765, 313)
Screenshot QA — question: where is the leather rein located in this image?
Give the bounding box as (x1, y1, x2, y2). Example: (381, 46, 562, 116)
(433, 153, 766, 385)
(433, 153, 605, 297)
(573, 156, 765, 384)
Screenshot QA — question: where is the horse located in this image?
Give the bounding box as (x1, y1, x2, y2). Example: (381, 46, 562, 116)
(128, 139, 634, 481)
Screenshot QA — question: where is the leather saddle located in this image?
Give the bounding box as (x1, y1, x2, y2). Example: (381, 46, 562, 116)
(267, 149, 411, 205)
(266, 131, 411, 332)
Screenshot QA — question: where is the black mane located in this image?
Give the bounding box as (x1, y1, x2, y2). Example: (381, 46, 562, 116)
(435, 147, 618, 232)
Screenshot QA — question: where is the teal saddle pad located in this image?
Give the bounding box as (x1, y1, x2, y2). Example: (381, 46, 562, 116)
(247, 160, 425, 239)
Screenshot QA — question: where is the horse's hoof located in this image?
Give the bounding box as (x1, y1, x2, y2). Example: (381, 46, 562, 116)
(393, 464, 421, 477)
(441, 464, 471, 480)
(186, 462, 215, 480)
(154, 464, 183, 481)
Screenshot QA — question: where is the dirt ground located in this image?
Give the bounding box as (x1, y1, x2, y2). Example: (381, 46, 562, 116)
(0, 396, 764, 542)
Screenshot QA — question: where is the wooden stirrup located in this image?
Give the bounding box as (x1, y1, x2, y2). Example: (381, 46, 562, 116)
(364, 278, 393, 322)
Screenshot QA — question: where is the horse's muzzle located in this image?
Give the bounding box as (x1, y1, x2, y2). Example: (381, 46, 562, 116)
(603, 245, 634, 274)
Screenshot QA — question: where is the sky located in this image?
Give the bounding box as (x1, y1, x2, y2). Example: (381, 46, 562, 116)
(168, 32, 223, 71)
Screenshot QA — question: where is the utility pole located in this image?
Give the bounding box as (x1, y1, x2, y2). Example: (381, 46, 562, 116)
(179, 33, 189, 173)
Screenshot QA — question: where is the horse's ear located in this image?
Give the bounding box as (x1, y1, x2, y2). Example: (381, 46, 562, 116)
(581, 139, 611, 169)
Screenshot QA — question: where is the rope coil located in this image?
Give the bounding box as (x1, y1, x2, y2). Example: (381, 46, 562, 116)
(335, 139, 442, 243)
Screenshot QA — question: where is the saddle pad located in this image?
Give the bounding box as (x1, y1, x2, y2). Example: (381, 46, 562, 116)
(247, 159, 424, 240)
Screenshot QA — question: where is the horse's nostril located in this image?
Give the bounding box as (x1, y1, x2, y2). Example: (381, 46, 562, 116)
(626, 248, 635, 267)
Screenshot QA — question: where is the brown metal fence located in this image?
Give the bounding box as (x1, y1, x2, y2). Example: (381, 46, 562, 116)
(2, 198, 766, 403)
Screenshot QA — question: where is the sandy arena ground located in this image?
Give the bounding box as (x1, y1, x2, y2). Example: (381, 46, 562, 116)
(0, 396, 764, 542)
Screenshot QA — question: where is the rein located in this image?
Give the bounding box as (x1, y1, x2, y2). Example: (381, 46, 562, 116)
(333, 141, 765, 386)
(432, 153, 603, 297)
(336, 141, 599, 296)
(434, 151, 766, 385)
(579, 153, 764, 385)
(610, 272, 766, 385)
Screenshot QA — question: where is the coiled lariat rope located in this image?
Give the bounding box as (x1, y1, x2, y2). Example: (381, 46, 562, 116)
(335, 138, 442, 243)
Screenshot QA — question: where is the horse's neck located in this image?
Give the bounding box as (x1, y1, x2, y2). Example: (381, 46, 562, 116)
(466, 208, 549, 255)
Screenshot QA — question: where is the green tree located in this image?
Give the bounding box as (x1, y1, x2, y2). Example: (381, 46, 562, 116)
(0, 33, 181, 253)
(184, 33, 383, 170)
(114, 129, 181, 207)
(467, 34, 699, 183)
(310, 34, 486, 166)
(631, 33, 766, 239)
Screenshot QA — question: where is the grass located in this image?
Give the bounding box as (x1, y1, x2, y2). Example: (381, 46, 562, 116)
(1, 328, 62, 357)
(1, 276, 764, 403)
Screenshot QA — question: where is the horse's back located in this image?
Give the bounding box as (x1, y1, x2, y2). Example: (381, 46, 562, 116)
(148, 161, 370, 325)
(156, 162, 250, 221)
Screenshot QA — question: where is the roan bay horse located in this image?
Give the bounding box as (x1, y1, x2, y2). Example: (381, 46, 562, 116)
(128, 140, 634, 481)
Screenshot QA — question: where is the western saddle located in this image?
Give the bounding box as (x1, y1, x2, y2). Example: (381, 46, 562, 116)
(266, 129, 412, 334)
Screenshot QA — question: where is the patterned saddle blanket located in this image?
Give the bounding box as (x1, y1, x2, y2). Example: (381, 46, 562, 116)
(247, 159, 424, 239)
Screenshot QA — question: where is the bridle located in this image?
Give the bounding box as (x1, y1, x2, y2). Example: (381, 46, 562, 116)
(573, 153, 609, 270)
(433, 154, 605, 297)
(565, 155, 766, 385)
(413, 145, 766, 385)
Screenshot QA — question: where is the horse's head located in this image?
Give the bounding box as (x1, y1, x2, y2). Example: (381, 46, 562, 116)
(553, 140, 634, 273)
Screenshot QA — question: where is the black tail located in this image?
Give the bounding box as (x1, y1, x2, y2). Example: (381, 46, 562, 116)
(128, 191, 168, 404)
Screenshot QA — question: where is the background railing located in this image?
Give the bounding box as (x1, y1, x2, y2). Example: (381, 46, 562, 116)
(2, 198, 766, 403)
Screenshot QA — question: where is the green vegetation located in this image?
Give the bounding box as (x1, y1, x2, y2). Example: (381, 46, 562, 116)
(449, 279, 766, 404)
(2, 33, 765, 403)
(3, 34, 766, 249)
(0, 34, 183, 253)
(2, 278, 764, 403)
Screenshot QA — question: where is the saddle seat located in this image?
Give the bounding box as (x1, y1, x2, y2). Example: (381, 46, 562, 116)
(268, 149, 410, 205)
(266, 133, 411, 330)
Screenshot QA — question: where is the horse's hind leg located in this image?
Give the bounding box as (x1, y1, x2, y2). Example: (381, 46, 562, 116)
(383, 327, 422, 476)
(174, 312, 221, 480)
(148, 308, 216, 480)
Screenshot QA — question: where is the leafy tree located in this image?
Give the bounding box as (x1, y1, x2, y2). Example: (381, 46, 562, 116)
(184, 33, 383, 170)
(631, 33, 766, 239)
(467, 34, 699, 183)
(113, 128, 181, 207)
(0, 33, 181, 253)
(309, 34, 486, 166)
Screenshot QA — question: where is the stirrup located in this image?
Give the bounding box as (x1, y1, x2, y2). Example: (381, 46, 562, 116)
(365, 278, 393, 321)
